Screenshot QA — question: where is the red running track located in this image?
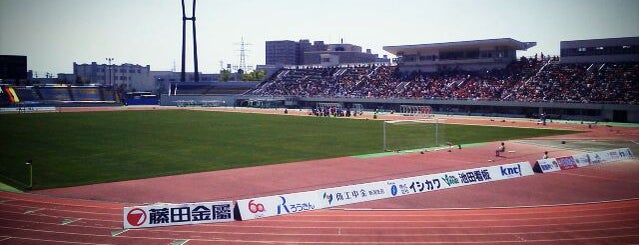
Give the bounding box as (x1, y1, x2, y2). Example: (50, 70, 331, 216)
(5, 107, 639, 244)
(34, 141, 639, 209)
(0, 191, 638, 244)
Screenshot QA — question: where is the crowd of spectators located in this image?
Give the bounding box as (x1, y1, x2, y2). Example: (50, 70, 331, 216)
(245, 58, 639, 104)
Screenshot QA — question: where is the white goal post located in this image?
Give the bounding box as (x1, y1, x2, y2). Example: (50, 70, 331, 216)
(383, 119, 444, 152)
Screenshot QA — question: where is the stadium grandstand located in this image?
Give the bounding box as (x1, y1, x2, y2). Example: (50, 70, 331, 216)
(0, 84, 119, 107)
(239, 37, 639, 122)
(160, 81, 257, 107)
(169, 81, 256, 96)
(244, 59, 638, 103)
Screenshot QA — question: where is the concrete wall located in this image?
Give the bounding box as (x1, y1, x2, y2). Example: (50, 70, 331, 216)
(560, 37, 639, 64)
(232, 95, 639, 123)
(560, 54, 639, 64)
(628, 110, 639, 123)
(160, 95, 241, 106)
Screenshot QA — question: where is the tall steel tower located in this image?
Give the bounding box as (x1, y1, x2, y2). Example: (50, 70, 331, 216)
(238, 37, 247, 72)
(236, 36, 251, 72)
(181, 0, 199, 82)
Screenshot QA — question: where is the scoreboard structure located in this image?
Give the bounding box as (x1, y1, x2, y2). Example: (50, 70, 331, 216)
(0, 55, 28, 80)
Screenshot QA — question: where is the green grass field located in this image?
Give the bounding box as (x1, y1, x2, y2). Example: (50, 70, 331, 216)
(0, 110, 578, 190)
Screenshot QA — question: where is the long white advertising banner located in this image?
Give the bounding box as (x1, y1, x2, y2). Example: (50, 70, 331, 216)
(123, 201, 234, 229)
(237, 190, 322, 221)
(381, 162, 534, 200)
(238, 162, 535, 220)
(537, 148, 634, 173)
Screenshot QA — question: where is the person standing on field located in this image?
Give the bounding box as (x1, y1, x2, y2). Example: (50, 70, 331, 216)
(496, 142, 505, 157)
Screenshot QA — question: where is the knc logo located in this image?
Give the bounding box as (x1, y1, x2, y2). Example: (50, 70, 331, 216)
(500, 164, 522, 177)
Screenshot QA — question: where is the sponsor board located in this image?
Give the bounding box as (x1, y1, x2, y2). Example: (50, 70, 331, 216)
(600, 148, 634, 162)
(539, 148, 634, 173)
(536, 158, 561, 173)
(619, 148, 634, 159)
(239, 162, 534, 220)
(385, 162, 533, 197)
(237, 190, 322, 220)
(0, 106, 56, 112)
(555, 156, 578, 170)
(387, 172, 450, 197)
(498, 162, 532, 179)
(587, 152, 605, 165)
(572, 153, 591, 168)
(123, 201, 233, 229)
(320, 181, 390, 208)
(607, 150, 621, 161)
(586, 148, 634, 165)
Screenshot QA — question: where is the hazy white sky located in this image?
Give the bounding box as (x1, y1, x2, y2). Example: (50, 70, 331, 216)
(1, 0, 638, 75)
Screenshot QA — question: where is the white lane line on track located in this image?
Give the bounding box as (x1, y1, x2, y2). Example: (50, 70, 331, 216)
(24, 208, 44, 214)
(2, 216, 638, 232)
(170, 239, 190, 245)
(0, 202, 120, 217)
(332, 197, 639, 211)
(1, 225, 638, 241)
(195, 218, 639, 229)
(0, 217, 121, 230)
(2, 206, 638, 229)
(0, 237, 12, 242)
(298, 209, 638, 218)
(244, 211, 639, 223)
(0, 196, 124, 211)
(0, 210, 121, 224)
(124, 225, 639, 237)
(506, 234, 639, 244)
(61, 218, 82, 225)
(110, 229, 128, 237)
(211, 234, 639, 244)
(3, 236, 115, 245)
(317, 204, 639, 216)
(4, 197, 638, 220)
(512, 234, 526, 241)
(556, 171, 639, 184)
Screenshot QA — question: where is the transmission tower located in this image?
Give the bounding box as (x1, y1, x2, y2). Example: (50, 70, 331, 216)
(236, 36, 251, 72)
(180, 0, 199, 82)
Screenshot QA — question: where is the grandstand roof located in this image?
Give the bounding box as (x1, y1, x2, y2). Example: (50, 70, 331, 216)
(560, 36, 639, 48)
(383, 38, 536, 54)
(171, 81, 257, 87)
